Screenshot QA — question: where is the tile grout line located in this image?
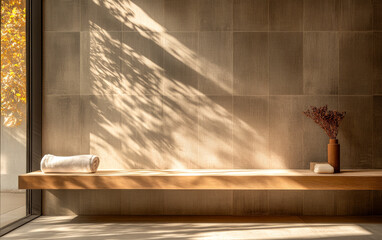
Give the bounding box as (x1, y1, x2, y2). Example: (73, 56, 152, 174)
(231, 0, 234, 172)
(371, 0, 374, 169)
(196, 0, 200, 169)
(267, 0, 271, 208)
(302, 0, 305, 213)
(79, 0, 83, 170)
(44, 30, 382, 33)
(161, 0, 165, 169)
(337, 0, 341, 118)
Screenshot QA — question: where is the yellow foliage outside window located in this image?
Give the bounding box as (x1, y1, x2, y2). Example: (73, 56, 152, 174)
(1, 0, 26, 127)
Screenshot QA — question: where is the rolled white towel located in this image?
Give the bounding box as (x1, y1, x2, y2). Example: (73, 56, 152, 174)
(41, 154, 100, 173)
(314, 163, 334, 174)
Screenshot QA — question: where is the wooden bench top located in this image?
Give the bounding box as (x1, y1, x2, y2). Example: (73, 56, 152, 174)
(19, 169, 382, 190)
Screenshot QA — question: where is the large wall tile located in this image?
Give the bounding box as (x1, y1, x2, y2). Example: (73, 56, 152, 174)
(122, 32, 163, 67)
(374, 33, 382, 95)
(164, 190, 233, 215)
(339, 33, 373, 95)
(162, 95, 199, 168)
(198, 32, 233, 95)
(233, 32, 268, 96)
(302, 96, 338, 168)
(233, 0, 268, 31)
(199, 0, 233, 31)
(373, 191, 382, 215)
(233, 96, 269, 168)
(335, 191, 372, 215)
(121, 32, 163, 95)
(338, 96, 372, 169)
(124, 0, 165, 31)
(80, 190, 121, 215)
(81, 31, 122, 96)
(164, 0, 198, 31)
(198, 96, 233, 168)
(43, 95, 81, 156)
(269, 96, 303, 169)
(81, 0, 122, 31)
(44, 0, 80, 31)
(340, 0, 373, 30)
(374, 0, 382, 30)
(303, 0, 339, 31)
(44, 32, 80, 95)
(80, 95, 122, 169)
(163, 32, 199, 95)
(269, 33, 303, 95)
(121, 190, 164, 215)
(43, 190, 80, 216)
(268, 191, 303, 215)
(233, 191, 268, 216)
(119, 94, 163, 169)
(303, 32, 338, 95)
(373, 96, 382, 168)
(269, 0, 303, 31)
(303, 191, 335, 216)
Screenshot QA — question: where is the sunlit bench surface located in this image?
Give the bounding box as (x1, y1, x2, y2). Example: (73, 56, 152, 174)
(19, 169, 382, 190)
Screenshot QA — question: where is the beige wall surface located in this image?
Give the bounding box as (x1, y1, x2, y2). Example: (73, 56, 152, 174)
(42, 0, 382, 215)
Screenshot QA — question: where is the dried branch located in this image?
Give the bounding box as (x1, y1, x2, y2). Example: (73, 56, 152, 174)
(303, 105, 346, 139)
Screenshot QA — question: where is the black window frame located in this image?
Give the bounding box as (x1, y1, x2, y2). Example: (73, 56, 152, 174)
(0, 0, 42, 236)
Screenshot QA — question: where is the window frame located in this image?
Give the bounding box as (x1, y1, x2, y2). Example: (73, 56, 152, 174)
(0, 0, 42, 236)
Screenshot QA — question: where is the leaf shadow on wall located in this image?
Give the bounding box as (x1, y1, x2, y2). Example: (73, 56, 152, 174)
(80, 0, 283, 170)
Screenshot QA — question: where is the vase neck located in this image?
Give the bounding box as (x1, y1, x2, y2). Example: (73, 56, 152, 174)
(329, 138, 338, 144)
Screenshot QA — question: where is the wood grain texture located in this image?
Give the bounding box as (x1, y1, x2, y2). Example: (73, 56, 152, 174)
(19, 169, 382, 190)
(43, 32, 80, 95)
(269, 33, 303, 95)
(374, 0, 382, 30)
(233, 190, 268, 216)
(340, 0, 372, 31)
(373, 96, 382, 168)
(338, 96, 373, 168)
(199, 0, 233, 31)
(164, 0, 198, 31)
(303, 0, 339, 31)
(374, 33, 382, 95)
(269, 96, 303, 168)
(339, 33, 373, 95)
(198, 32, 233, 95)
(233, 96, 269, 168)
(43, 96, 81, 156)
(269, 0, 303, 31)
(81, 0, 122, 31)
(303, 191, 336, 216)
(44, 0, 80, 31)
(79, 190, 121, 215)
(268, 191, 303, 215)
(233, 32, 269, 95)
(43, 190, 80, 215)
(303, 32, 338, 95)
(335, 190, 372, 215)
(163, 190, 233, 215)
(233, 0, 268, 31)
(121, 190, 165, 215)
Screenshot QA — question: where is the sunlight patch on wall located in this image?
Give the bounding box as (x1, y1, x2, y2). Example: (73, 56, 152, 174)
(83, 0, 285, 169)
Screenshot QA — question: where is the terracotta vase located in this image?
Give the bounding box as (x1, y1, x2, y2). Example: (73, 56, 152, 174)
(328, 138, 340, 173)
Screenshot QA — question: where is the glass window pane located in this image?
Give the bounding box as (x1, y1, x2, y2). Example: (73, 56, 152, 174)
(1, 0, 27, 227)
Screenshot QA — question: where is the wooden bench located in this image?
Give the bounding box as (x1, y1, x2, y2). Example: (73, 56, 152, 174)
(19, 169, 382, 190)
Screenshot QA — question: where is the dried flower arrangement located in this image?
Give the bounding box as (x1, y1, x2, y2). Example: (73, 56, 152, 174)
(303, 105, 346, 139)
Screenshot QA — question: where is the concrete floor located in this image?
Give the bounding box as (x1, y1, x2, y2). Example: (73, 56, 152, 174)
(1, 192, 26, 227)
(3, 216, 382, 240)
